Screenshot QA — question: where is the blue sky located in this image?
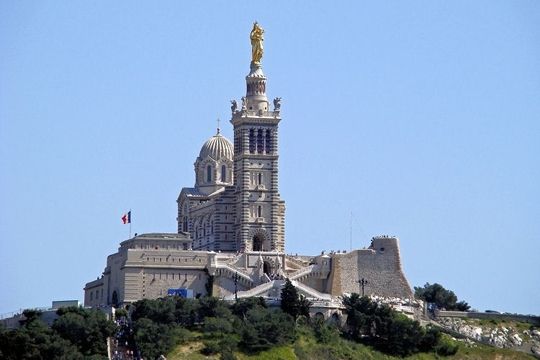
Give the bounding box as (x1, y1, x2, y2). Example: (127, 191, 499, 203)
(1, 1, 539, 316)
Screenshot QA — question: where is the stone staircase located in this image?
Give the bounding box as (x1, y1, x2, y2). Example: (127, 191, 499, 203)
(214, 264, 254, 287)
(290, 279, 332, 300)
(288, 265, 315, 281)
(225, 280, 277, 300)
(224, 278, 333, 301)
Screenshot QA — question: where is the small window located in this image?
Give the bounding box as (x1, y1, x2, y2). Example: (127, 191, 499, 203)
(258, 173, 262, 185)
(258, 205, 262, 217)
(380, 247, 385, 252)
(207, 165, 212, 182)
(221, 165, 226, 182)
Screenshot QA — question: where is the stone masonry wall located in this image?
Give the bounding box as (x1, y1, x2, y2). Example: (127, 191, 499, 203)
(327, 237, 413, 299)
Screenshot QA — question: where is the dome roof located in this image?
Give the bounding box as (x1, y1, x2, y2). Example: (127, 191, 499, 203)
(199, 131, 233, 161)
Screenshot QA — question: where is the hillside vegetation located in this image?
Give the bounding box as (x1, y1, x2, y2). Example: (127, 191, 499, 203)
(118, 287, 535, 360)
(166, 328, 535, 360)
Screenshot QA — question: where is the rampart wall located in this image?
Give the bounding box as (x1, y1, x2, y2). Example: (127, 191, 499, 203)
(326, 236, 413, 299)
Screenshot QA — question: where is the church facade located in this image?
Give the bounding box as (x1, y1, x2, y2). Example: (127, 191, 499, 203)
(84, 25, 413, 312)
(176, 56, 285, 254)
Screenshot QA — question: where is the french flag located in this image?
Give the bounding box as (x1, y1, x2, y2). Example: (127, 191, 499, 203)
(121, 211, 131, 224)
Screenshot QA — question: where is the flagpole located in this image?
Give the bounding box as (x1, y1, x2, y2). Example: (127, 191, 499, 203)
(129, 209, 132, 239)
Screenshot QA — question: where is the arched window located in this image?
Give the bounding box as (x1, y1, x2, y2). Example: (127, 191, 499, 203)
(253, 235, 262, 251)
(265, 129, 272, 153)
(257, 129, 263, 153)
(249, 129, 255, 153)
(111, 291, 119, 307)
(206, 165, 212, 182)
(258, 173, 262, 185)
(257, 205, 262, 218)
(221, 165, 226, 182)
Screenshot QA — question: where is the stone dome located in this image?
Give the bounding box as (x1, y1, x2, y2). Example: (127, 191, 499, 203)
(198, 131, 234, 161)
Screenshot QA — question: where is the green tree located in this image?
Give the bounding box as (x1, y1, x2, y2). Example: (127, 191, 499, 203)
(53, 306, 116, 356)
(342, 294, 445, 357)
(133, 318, 176, 360)
(173, 297, 201, 327)
(239, 307, 296, 352)
(311, 317, 339, 344)
(230, 297, 266, 318)
(281, 279, 299, 318)
(198, 297, 232, 321)
(203, 316, 233, 336)
(0, 309, 86, 360)
(280, 278, 312, 320)
(414, 282, 470, 311)
(131, 298, 176, 324)
(298, 294, 312, 319)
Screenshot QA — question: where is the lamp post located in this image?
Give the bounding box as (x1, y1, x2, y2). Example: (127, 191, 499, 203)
(233, 272, 239, 302)
(357, 278, 368, 297)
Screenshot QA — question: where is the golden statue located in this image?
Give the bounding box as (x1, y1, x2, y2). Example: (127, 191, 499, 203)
(250, 22, 264, 64)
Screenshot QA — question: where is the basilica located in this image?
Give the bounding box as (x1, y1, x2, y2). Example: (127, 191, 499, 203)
(84, 24, 413, 315)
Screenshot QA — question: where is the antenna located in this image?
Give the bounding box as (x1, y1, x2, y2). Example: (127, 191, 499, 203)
(350, 211, 353, 251)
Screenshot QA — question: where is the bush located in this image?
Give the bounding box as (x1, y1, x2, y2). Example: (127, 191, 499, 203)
(133, 318, 176, 359)
(202, 339, 221, 355)
(311, 318, 339, 344)
(219, 334, 240, 359)
(239, 308, 296, 352)
(435, 336, 459, 356)
(115, 308, 128, 319)
(343, 294, 448, 357)
(131, 298, 176, 324)
(203, 316, 233, 336)
(231, 297, 266, 318)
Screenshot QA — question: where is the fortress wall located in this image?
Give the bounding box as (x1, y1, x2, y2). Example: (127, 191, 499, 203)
(302, 277, 327, 293)
(327, 237, 413, 299)
(142, 269, 207, 299)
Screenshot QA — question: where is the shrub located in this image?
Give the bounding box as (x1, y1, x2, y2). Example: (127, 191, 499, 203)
(239, 308, 296, 352)
(203, 316, 233, 336)
(435, 336, 459, 356)
(343, 294, 448, 357)
(202, 339, 221, 355)
(311, 318, 339, 344)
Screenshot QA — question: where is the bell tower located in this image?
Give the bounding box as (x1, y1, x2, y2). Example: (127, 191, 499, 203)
(231, 23, 285, 252)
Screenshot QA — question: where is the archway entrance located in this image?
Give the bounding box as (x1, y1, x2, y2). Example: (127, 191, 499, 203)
(263, 261, 271, 276)
(252, 235, 263, 251)
(330, 313, 341, 325)
(111, 291, 119, 307)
